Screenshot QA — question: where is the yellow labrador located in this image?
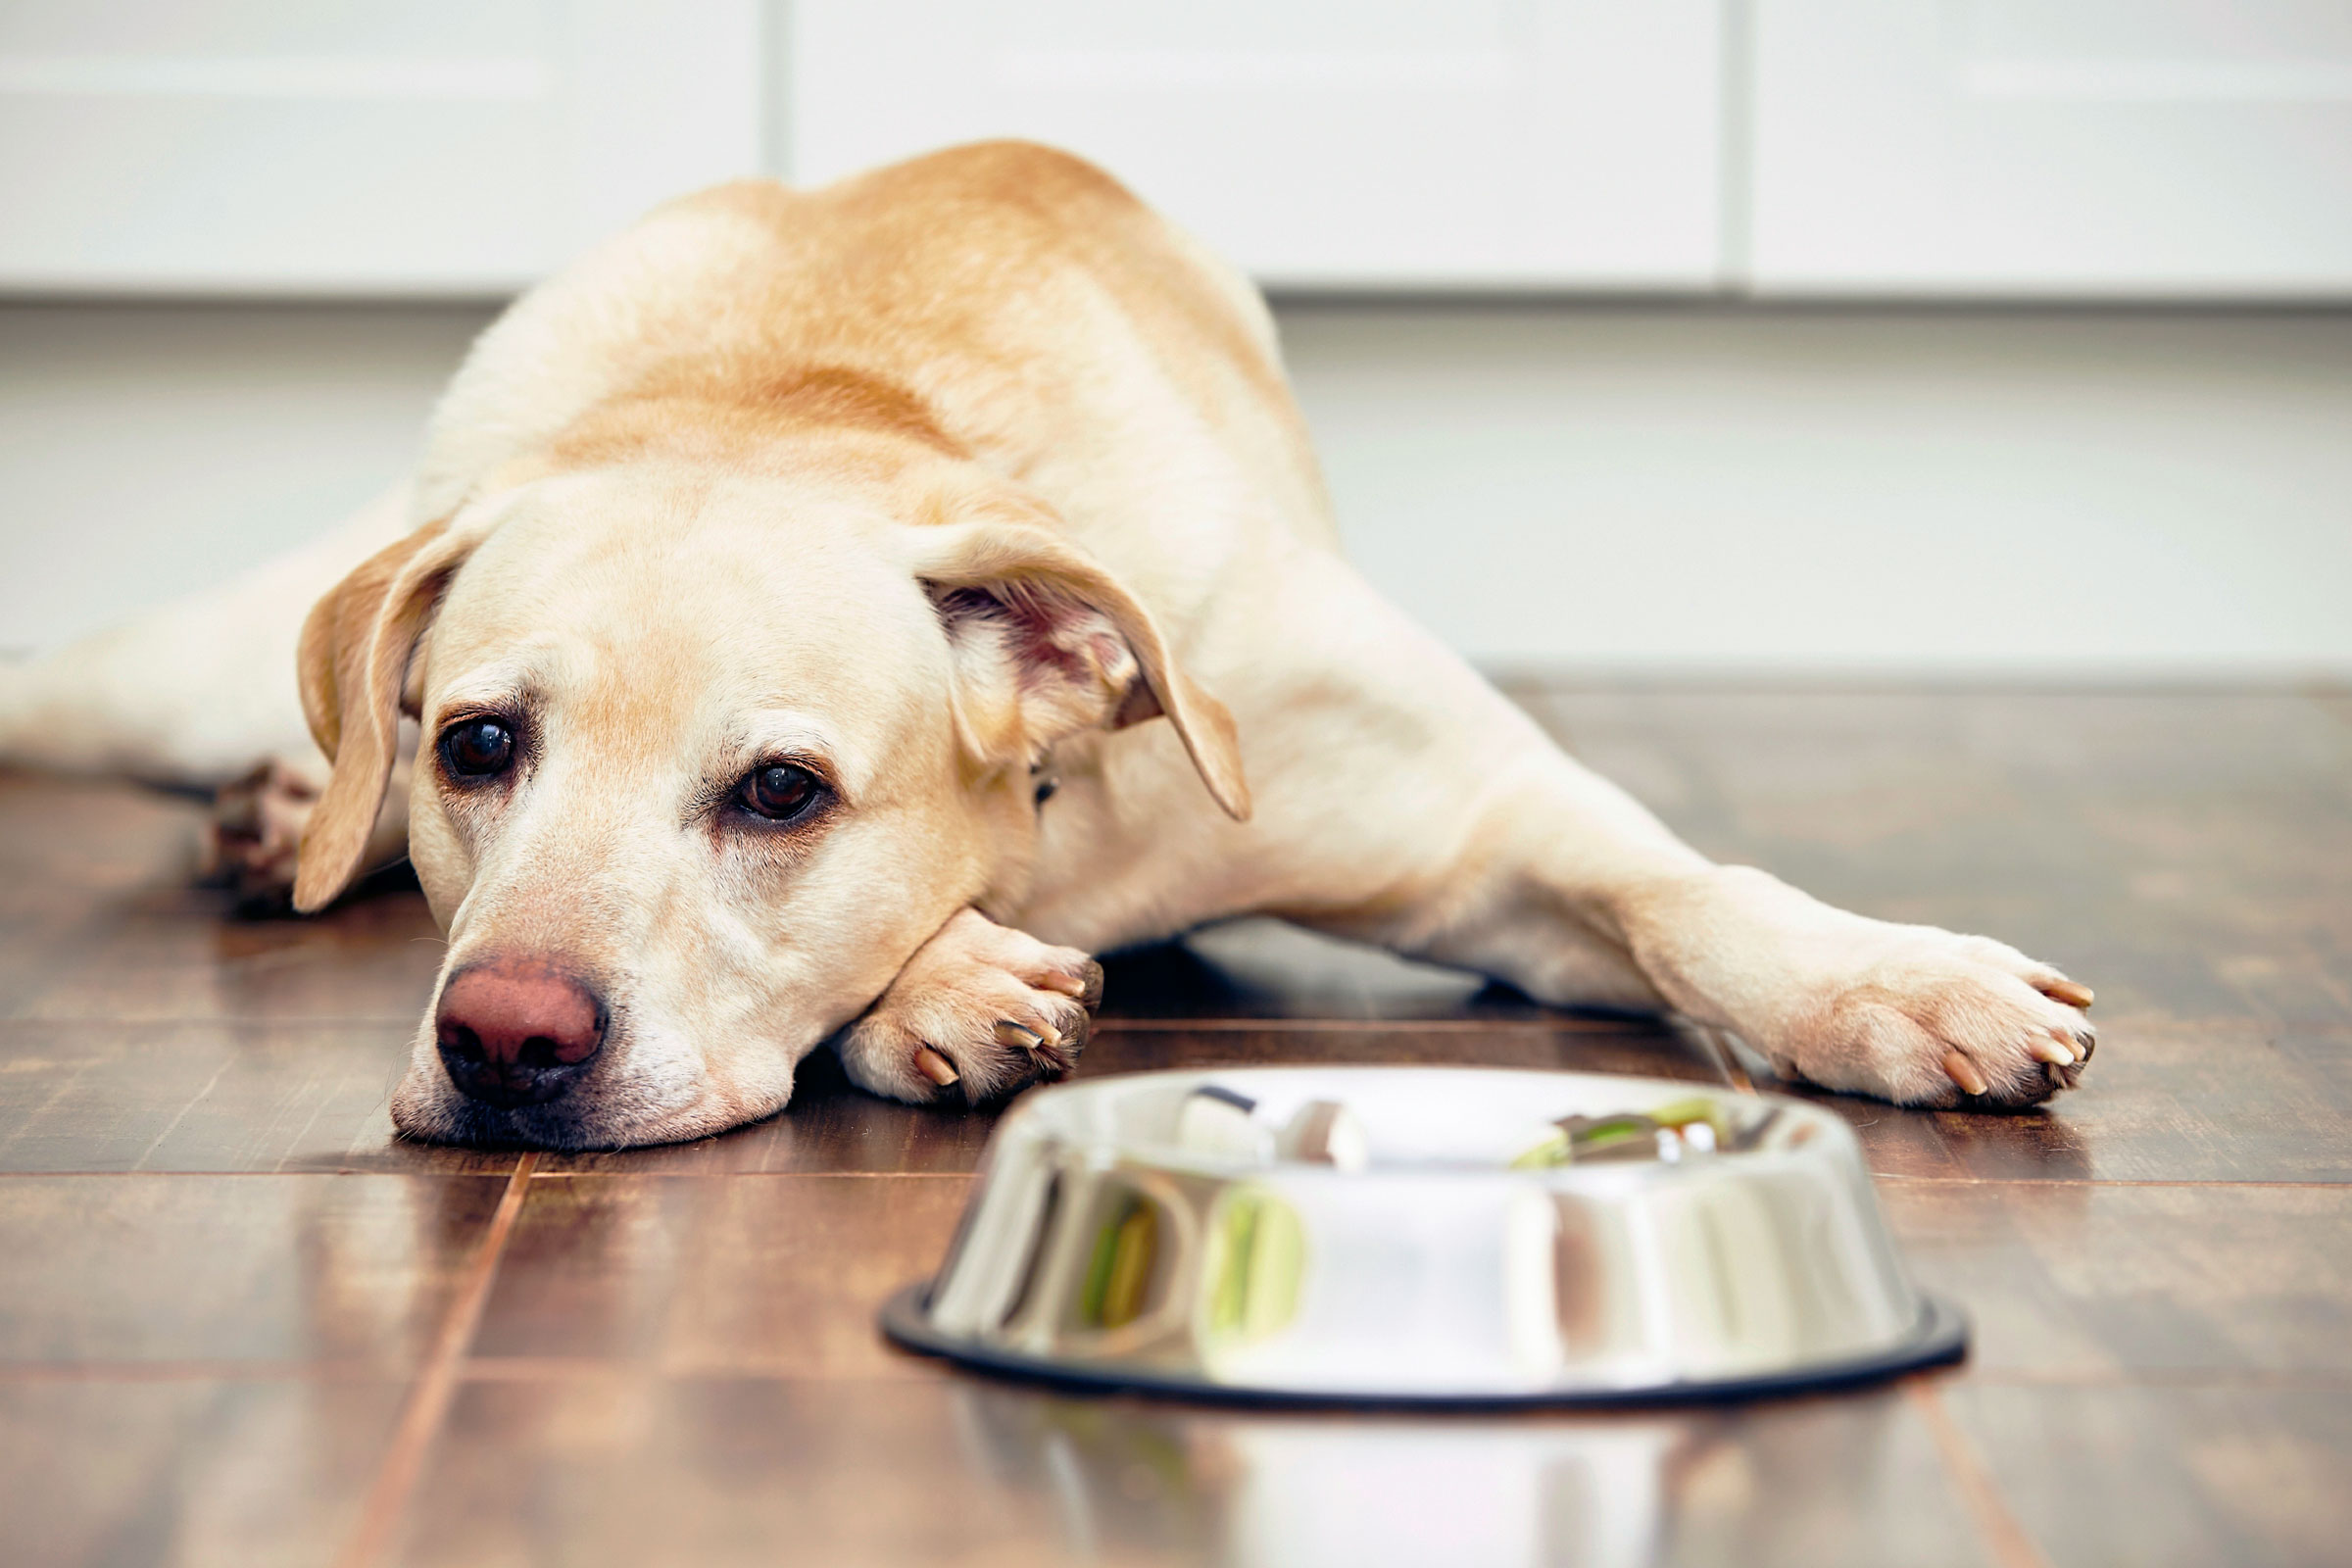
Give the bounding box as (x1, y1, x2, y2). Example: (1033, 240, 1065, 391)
(1, 143, 2093, 1149)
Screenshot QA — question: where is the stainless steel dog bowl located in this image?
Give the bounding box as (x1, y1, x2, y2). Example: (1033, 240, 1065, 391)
(881, 1067, 1963, 1405)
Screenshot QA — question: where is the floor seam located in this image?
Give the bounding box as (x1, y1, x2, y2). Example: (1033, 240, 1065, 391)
(333, 1152, 536, 1568)
(1907, 1380, 2054, 1568)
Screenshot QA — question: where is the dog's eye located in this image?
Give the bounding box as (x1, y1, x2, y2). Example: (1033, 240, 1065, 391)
(438, 718, 515, 779)
(737, 762, 821, 822)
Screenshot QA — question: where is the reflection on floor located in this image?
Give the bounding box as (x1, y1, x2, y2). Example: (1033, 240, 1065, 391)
(2, 682, 2348, 1566)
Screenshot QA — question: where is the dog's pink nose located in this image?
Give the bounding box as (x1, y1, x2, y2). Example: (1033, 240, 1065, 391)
(434, 958, 607, 1107)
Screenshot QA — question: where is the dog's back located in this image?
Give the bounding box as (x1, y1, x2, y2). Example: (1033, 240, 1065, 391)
(416, 141, 1339, 567)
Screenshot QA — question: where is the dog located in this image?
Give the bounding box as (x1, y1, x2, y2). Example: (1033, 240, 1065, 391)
(0, 142, 2094, 1149)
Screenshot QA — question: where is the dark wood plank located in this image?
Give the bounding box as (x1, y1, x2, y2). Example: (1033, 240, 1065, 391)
(0, 770, 212, 906)
(533, 1046, 1008, 1176)
(0, 1175, 507, 1367)
(1783, 1015, 2352, 1185)
(469, 1175, 971, 1377)
(0, 1378, 407, 1568)
(390, 1374, 1996, 1568)
(1885, 1179, 2352, 1377)
(1942, 1383, 2352, 1568)
(7, 687, 2350, 1567)
(0, 771, 444, 1026)
(0, 884, 443, 1025)
(0, 1021, 510, 1174)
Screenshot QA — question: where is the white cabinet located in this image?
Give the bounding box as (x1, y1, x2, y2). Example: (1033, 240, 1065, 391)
(5, 0, 2349, 299)
(1746, 0, 2352, 295)
(0, 0, 763, 293)
(788, 1, 1726, 290)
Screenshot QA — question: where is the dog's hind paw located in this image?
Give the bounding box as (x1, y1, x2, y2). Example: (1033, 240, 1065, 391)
(835, 907, 1103, 1104)
(200, 756, 327, 911)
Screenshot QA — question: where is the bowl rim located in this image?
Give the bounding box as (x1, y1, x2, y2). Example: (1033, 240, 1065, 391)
(879, 1281, 1969, 1409)
(983, 1064, 1855, 1190)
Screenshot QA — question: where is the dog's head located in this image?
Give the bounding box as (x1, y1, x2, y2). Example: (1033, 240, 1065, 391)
(292, 458, 1246, 1147)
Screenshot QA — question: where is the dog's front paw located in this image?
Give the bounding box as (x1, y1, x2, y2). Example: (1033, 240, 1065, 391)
(835, 908, 1103, 1104)
(1766, 926, 2096, 1109)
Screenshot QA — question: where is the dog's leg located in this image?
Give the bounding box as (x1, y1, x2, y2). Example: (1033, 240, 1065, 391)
(834, 908, 1105, 1103)
(1380, 802, 2098, 1108)
(1202, 577, 2094, 1108)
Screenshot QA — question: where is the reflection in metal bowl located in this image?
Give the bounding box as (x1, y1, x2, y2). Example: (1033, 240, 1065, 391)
(886, 1067, 1964, 1404)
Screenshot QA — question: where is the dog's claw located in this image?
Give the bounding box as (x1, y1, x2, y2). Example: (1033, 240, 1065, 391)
(1942, 1050, 1989, 1097)
(2043, 978, 2094, 1009)
(995, 1019, 1050, 1051)
(914, 1047, 960, 1087)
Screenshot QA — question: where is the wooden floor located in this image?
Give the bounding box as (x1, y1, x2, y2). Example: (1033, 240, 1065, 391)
(3, 682, 2348, 1568)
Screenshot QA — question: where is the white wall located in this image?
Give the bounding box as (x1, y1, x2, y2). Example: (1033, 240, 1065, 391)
(1284, 303, 2352, 673)
(0, 302, 491, 650)
(4, 299, 2349, 674)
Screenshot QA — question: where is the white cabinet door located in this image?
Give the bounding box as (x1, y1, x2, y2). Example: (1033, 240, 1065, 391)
(0, 0, 762, 294)
(789, 1, 1725, 290)
(1748, 0, 2352, 295)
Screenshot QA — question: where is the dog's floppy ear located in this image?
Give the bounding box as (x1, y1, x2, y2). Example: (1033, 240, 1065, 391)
(909, 516, 1250, 821)
(291, 517, 478, 911)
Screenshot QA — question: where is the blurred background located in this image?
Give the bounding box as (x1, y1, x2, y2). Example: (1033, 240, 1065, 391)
(2, 0, 2347, 674)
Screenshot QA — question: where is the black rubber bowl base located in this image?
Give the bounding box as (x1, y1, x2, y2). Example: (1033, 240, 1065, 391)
(878, 1282, 1968, 1411)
